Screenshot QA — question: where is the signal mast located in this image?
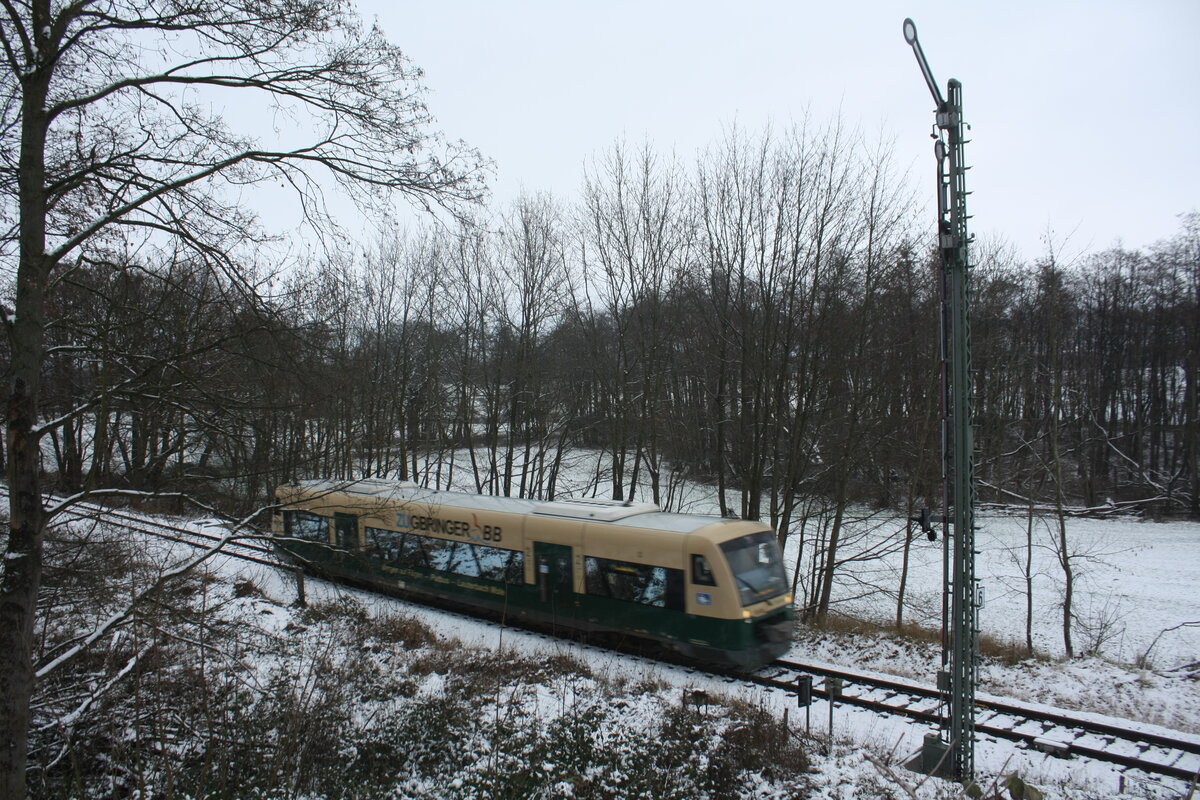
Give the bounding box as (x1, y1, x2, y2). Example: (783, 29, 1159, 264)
(903, 17, 979, 780)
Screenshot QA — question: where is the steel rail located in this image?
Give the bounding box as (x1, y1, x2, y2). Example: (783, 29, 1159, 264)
(44, 500, 282, 569)
(752, 659, 1200, 784)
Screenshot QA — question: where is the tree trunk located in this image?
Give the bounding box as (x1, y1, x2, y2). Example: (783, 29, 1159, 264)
(1185, 333, 1198, 518)
(2, 39, 52, 796)
(1050, 332, 1075, 659)
(815, 488, 847, 623)
(896, 507, 914, 630)
(1024, 496, 1036, 656)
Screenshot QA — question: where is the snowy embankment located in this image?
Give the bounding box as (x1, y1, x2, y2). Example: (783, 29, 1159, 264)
(166, 508, 1198, 800)
(814, 513, 1200, 671)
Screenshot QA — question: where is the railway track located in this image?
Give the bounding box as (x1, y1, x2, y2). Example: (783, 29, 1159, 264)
(24, 496, 1200, 789)
(748, 659, 1200, 785)
(55, 503, 283, 569)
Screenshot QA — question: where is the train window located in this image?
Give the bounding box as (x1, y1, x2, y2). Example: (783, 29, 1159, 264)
(505, 550, 525, 584)
(396, 533, 428, 568)
(423, 537, 456, 572)
(642, 567, 669, 606)
(691, 554, 717, 586)
(584, 557, 683, 611)
(365, 526, 384, 558)
(476, 544, 508, 579)
(359, 529, 524, 584)
(366, 527, 404, 562)
(719, 530, 788, 607)
(476, 543, 523, 583)
(456, 543, 525, 583)
(450, 543, 482, 578)
(284, 511, 327, 543)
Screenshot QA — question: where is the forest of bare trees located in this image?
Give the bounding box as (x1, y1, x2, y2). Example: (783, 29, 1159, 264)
(16, 141, 1199, 532)
(7, 126, 1196, 645)
(20, 138, 1196, 531)
(15, 137, 1196, 664)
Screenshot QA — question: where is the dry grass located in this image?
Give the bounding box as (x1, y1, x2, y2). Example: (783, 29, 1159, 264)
(408, 645, 594, 688)
(810, 613, 1039, 665)
(365, 611, 439, 648)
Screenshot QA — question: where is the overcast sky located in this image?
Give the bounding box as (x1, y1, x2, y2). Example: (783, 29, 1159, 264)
(360, 1, 1198, 261)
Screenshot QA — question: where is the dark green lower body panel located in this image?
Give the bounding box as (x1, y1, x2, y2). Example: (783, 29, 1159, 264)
(277, 546, 793, 670)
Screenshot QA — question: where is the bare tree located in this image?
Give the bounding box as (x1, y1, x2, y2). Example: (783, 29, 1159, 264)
(493, 193, 571, 498)
(577, 140, 691, 504)
(0, 1, 484, 794)
(810, 138, 914, 622)
(440, 219, 503, 493)
(1172, 214, 1200, 519)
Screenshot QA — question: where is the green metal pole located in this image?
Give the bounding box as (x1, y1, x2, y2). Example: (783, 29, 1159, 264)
(904, 19, 977, 780)
(944, 77, 977, 781)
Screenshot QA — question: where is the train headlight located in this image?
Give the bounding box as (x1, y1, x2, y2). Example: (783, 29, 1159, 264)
(742, 610, 751, 619)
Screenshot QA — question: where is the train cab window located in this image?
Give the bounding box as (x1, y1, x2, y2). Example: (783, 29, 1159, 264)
(719, 530, 788, 607)
(691, 554, 717, 586)
(284, 511, 328, 543)
(584, 557, 684, 611)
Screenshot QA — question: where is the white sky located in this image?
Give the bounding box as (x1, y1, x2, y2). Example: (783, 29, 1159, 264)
(358, 1, 1199, 262)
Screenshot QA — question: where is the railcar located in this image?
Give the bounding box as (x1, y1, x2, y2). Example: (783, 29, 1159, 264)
(272, 479, 794, 669)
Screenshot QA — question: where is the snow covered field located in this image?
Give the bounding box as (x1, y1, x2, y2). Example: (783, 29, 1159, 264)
(814, 513, 1200, 670)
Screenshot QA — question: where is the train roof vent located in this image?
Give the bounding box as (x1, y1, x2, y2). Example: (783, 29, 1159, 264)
(533, 497, 660, 522)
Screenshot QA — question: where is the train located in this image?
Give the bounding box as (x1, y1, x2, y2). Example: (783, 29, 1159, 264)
(271, 479, 795, 669)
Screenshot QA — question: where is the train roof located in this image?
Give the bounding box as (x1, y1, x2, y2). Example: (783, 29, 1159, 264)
(279, 479, 761, 535)
(284, 478, 539, 514)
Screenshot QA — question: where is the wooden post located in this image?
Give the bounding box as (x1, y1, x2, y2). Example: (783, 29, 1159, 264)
(293, 566, 307, 608)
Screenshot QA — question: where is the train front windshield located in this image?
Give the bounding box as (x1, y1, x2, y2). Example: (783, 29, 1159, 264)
(720, 530, 789, 607)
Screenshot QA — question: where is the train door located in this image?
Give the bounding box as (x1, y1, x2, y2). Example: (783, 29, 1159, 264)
(333, 513, 357, 571)
(534, 542, 574, 614)
(333, 513, 357, 549)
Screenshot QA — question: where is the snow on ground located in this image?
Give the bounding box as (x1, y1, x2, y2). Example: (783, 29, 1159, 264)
(169, 518, 1198, 799)
(38, 459, 1199, 797)
(771, 511, 1200, 671)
